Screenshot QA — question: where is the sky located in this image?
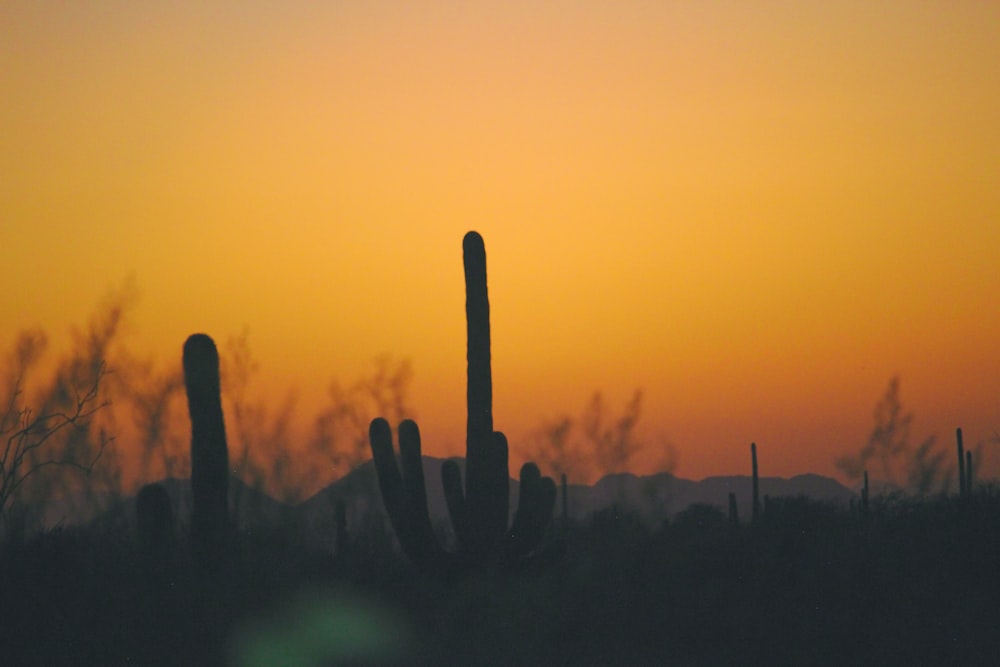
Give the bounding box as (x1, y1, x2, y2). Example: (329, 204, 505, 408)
(2, 1, 999, 488)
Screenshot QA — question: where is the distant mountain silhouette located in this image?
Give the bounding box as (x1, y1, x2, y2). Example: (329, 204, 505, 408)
(34, 460, 855, 539)
(296, 457, 856, 540)
(36, 475, 293, 534)
(155, 476, 295, 530)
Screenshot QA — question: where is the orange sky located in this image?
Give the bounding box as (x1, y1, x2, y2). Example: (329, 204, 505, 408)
(2, 2, 999, 488)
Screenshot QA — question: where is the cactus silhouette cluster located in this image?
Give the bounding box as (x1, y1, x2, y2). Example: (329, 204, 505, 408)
(369, 231, 557, 572)
(154, 234, 555, 573)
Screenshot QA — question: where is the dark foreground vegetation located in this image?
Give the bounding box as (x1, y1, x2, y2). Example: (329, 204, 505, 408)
(2, 489, 1000, 666)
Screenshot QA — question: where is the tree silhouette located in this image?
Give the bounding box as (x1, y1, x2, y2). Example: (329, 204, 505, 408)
(0, 330, 109, 537)
(0, 279, 139, 537)
(836, 376, 949, 493)
(522, 414, 579, 481)
(220, 328, 300, 505)
(582, 389, 644, 478)
(522, 389, 676, 486)
(308, 354, 413, 488)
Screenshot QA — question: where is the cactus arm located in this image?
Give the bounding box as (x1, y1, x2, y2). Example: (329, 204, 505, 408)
(505, 463, 556, 562)
(369, 419, 427, 565)
(368, 417, 411, 541)
(441, 459, 471, 551)
(396, 420, 431, 521)
(368, 418, 456, 569)
(396, 420, 456, 567)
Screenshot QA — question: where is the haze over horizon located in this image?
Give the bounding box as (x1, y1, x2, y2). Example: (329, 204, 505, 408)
(3, 2, 998, 489)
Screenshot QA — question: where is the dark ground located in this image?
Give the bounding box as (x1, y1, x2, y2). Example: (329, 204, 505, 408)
(2, 490, 999, 666)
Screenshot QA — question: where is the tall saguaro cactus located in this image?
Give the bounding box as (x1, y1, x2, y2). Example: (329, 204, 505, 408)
(183, 333, 229, 565)
(369, 232, 556, 572)
(452, 230, 508, 558)
(751, 442, 760, 523)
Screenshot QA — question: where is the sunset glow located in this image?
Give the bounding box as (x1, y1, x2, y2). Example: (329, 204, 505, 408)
(2, 2, 999, 490)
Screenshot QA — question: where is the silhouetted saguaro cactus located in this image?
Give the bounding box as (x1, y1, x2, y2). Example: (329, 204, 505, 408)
(136, 482, 174, 571)
(183, 333, 229, 567)
(728, 492, 739, 526)
(751, 442, 760, 523)
(957, 428, 966, 498)
(561, 473, 569, 528)
(861, 470, 869, 515)
(335, 498, 349, 558)
(966, 450, 973, 495)
(369, 231, 556, 572)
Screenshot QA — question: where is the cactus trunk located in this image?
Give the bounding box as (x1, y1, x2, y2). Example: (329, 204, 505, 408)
(183, 333, 229, 566)
(460, 231, 508, 558)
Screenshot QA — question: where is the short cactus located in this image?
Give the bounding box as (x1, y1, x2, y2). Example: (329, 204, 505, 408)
(335, 498, 349, 558)
(751, 442, 760, 523)
(369, 232, 556, 572)
(136, 482, 174, 569)
(861, 470, 869, 514)
(183, 333, 230, 566)
(966, 450, 973, 494)
(561, 473, 569, 530)
(957, 428, 966, 498)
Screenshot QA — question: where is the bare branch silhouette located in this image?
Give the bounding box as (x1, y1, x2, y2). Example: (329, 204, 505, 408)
(309, 355, 414, 481)
(522, 389, 675, 489)
(836, 375, 952, 494)
(0, 357, 110, 531)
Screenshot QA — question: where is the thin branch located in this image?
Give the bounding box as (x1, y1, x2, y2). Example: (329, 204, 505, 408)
(0, 362, 110, 517)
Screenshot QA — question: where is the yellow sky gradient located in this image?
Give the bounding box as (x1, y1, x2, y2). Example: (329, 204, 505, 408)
(2, 2, 999, 487)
